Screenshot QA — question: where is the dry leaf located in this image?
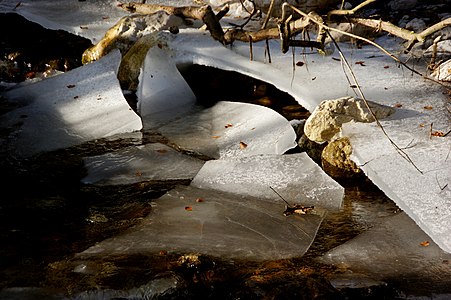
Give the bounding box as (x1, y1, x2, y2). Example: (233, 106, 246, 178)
(184, 206, 193, 211)
(355, 61, 366, 66)
(296, 61, 305, 67)
(419, 123, 426, 127)
(420, 241, 430, 247)
(431, 131, 444, 137)
(196, 198, 204, 203)
(239, 141, 248, 149)
(135, 170, 142, 177)
(80, 26, 89, 29)
(384, 65, 390, 69)
(394, 103, 402, 108)
(225, 124, 233, 128)
(423, 105, 433, 110)
(212, 135, 221, 139)
(67, 84, 76, 88)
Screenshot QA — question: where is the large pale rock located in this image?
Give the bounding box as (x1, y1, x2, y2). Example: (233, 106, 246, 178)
(321, 137, 362, 178)
(304, 97, 395, 143)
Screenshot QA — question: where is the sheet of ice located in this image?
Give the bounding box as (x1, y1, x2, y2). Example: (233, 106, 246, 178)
(342, 121, 451, 253)
(81, 143, 205, 185)
(191, 153, 344, 210)
(138, 46, 197, 129)
(78, 185, 325, 261)
(319, 212, 451, 294)
(156, 101, 297, 159)
(0, 50, 142, 157)
(170, 30, 319, 112)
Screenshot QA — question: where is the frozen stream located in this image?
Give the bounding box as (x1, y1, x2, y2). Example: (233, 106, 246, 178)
(0, 0, 450, 298)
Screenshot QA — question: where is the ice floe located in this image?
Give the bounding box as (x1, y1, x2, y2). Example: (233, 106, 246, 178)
(319, 212, 451, 295)
(0, 50, 142, 157)
(82, 143, 205, 186)
(191, 153, 344, 210)
(78, 185, 325, 261)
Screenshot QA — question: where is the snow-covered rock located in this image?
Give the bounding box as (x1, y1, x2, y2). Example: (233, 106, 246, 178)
(431, 59, 451, 82)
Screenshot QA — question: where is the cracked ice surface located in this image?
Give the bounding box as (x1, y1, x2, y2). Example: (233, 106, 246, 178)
(81, 143, 205, 186)
(0, 50, 142, 157)
(79, 185, 325, 261)
(191, 153, 344, 210)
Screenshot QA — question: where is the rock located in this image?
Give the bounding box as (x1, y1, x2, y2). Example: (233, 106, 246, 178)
(117, 33, 167, 91)
(82, 11, 183, 64)
(304, 96, 395, 143)
(321, 137, 362, 179)
(298, 134, 326, 164)
(387, 0, 417, 11)
(251, 0, 340, 17)
(405, 18, 426, 32)
(431, 59, 451, 82)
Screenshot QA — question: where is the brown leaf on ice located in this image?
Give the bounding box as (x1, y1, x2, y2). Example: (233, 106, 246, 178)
(393, 103, 402, 108)
(184, 206, 193, 211)
(419, 123, 426, 127)
(225, 123, 233, 128)
(67, 84, 76, 88)
(423, 105, 433, 110)
(212, 135, 221, 139)
(355, 61, 366, 66)
(431, 131, 444, 137)
(196, 198, 204, 203)
(420, 241, 430, 247)
(239, 141, 248, 149)
(296, 61, 305, 67)
(135, 170, 142, 177)
(384, 65, 390, 69)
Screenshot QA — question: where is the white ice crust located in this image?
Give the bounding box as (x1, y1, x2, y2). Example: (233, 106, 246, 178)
(1, 50, 142, 157)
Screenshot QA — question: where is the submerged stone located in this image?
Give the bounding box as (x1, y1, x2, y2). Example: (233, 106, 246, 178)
(191, 153, 344, 210)
(78, 185, 325, 261)
(81, 143, 205, 185)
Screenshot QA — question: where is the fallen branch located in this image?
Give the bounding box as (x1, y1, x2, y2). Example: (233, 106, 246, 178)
(119, 2, 226, 43)
(281, 3, 450, 86)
